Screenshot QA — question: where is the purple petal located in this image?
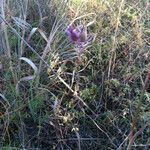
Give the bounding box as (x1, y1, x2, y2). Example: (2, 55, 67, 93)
(66, 25, 80, 42)
(65, 25, 74, 35)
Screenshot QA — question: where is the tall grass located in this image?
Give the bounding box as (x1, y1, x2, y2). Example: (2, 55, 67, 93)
(0, 0, 150, 149)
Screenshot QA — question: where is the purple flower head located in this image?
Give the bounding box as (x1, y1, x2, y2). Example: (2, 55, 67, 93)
(65, 25, 80, 42)
(66, 24, 93, 54)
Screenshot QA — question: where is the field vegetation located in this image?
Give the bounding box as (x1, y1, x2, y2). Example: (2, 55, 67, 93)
(0, 0, 150, 149)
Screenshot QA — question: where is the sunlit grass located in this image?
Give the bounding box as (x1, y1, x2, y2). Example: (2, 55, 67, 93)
(0, 0, 149, 149)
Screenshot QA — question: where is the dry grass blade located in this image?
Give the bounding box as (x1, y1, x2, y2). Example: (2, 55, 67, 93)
(16, 57, 38, 94)
(0, 0, 17, 84)
(28, 27, 38, 40)
(38, 28, 48, 42)
(19, 76, 35, 82)
(28, 27, 48, 42)
(12, 16, 31, 30)
(19, 57, 38, 75)
(0, 93, 10, 142)
(70, 13, 96, 25)
(0, 93, 10, 107)
(16, 75, 35, 94)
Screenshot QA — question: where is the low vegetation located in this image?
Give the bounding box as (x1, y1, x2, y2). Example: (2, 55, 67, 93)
(0, 0, 150, 149)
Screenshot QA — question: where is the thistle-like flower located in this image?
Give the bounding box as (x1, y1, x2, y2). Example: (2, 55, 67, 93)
(66, 24, 93, 54)
(66, 25, 80, 42)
